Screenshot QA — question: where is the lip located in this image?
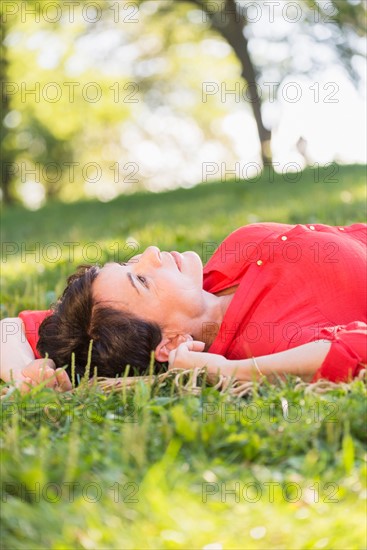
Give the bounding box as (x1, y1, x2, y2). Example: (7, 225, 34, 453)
(170, 251, 182, 271)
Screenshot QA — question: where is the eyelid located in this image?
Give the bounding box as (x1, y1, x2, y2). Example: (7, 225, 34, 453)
(120, 262, 148, 288)
(137, 274, 148, 288)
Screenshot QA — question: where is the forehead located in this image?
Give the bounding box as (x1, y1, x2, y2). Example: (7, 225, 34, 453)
(93, 263, 123, 294)
(97, 262, 120, 279)
(92, 263, 131, 307)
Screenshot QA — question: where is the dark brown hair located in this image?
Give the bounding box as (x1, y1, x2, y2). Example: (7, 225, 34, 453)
(37, 265, 164, 382)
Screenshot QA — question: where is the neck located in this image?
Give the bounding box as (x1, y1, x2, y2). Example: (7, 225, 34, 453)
(191, 291, 234, 351)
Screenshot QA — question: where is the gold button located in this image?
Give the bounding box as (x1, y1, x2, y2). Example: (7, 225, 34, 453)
(339, 227, 345, 231)
(281, 236, 287, 241)
(256, 260, 263, 266)
(309, 225, 315, 230)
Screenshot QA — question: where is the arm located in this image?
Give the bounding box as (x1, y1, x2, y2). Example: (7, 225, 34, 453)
(168, 340, 332, 383)
(0, 318, 71, 392)
(235, 324, 367, 383)
(228, 341, 332, 383)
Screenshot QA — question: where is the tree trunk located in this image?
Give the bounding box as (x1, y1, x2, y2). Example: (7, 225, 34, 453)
(0, 16, 15, 204)
(192, 0, 272, 167)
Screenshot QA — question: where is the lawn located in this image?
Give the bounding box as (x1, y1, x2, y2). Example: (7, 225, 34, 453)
(1, 165, 367, 549)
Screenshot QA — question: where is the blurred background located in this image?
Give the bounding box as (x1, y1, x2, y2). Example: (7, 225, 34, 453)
(1, 0, 366, 209)
(1, 6, 367, 548)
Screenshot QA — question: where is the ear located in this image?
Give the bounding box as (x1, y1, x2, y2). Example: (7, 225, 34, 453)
(154, 338, 171, 363)
(154, 333, 193, 362)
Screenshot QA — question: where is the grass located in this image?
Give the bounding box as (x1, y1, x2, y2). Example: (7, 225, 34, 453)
(1, 164, 367, 549)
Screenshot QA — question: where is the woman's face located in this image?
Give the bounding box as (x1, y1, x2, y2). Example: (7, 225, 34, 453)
(92, 246, 205, 334)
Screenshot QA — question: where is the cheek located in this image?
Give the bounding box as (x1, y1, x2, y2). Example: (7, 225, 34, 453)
(157, 280, 179, 299)
(165, 276, 199, 300)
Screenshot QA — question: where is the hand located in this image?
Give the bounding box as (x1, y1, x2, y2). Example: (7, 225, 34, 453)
(168, 340, 230, 378)
(16, 358, 72, 393)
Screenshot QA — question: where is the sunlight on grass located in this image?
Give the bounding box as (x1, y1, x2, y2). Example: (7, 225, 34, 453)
(1, 165, 366, 549)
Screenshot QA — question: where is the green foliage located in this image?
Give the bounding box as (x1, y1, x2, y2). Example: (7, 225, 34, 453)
(1, 0, 237, 203)
(1, 166, 366, 548)
(1, 369, 366, 548)
(1, 0, 366, 203)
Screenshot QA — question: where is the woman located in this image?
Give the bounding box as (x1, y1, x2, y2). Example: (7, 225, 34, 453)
(1, 222, 366, 392)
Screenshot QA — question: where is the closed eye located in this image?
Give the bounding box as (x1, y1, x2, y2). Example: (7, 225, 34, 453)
(119, 262, 148, 288)
(137, 275, 148, 287)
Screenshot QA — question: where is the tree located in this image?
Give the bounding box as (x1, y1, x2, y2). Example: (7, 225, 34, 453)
(138, 0, 366, 169)
(189, 0, 272, 166)
(1, 13, 16, 204)
(2, 0, 366, 204)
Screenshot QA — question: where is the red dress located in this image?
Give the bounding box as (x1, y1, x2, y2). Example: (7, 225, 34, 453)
(203, 223, 367, 382)
(19, 223, 367, 383)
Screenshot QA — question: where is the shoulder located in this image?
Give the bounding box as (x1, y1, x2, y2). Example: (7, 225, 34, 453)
(224, 222, 293, 243)
(204, 223, 292, 270)
(18, 310, 52, 332)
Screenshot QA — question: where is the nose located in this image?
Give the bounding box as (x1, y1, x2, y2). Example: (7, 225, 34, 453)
(140, 246, 162, 266)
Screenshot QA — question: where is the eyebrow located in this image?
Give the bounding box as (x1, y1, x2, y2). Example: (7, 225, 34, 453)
(127, 271, 140, 294)
(105, 262, 141, 295)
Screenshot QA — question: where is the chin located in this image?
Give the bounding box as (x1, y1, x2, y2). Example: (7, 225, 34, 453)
(183, 251, 203, 281)
(183, 251, 202, 267)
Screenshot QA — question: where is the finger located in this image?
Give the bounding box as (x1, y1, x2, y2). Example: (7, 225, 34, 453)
(168, 348, 178, 368)
(191, 340, 206, 351)
(44, 366, 58, 380)
(169, 341, 206, 369)
(25, 367, 57, 388)
(23, 358, 55, 375)
(21, 365, 43, 380)
(178, 340, 206, 353)
(55, 369, 72, 392)
(43, 358, 56, 370)
(39, 366, 53, 377)
(36, 358, 56, 370)
(36, 367, 57, 388)
(21, 366, 33, 378)
(18, 377, 35, 394)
